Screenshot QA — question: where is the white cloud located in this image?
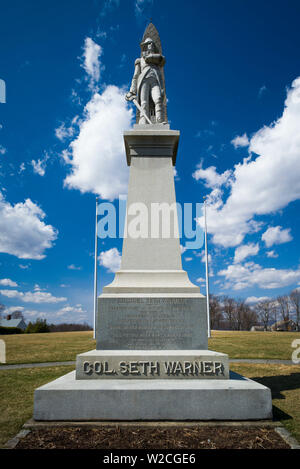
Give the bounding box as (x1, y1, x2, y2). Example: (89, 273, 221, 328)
(266, 250, 278, 258)
(195, 77, 300, 248)
(31, 153, 49, 177)
(0, 278, 18, 287)
(19, 162, 25, 173)
(67, 264, 82, 271)
(262, 226, 292, 248)
(218, 261, 300, 290)
(23, 310, 47, 319)
(63, 86, 132, 200)
(5, 305, 24, 313)
(234, 242, 259, 263)
(245, 296, 270, 304)
(55, 121, 76, 141)
(231, 133, 249, 148)
(100, 0, 120, 17)
(180, 245, 187, 254)
(173, 168, 180, 181)
(0, 289, 66, 303)
(0, 192, 57, 259)
(99, 247, 121, 273)
(56, 304, 86, 317)
(81, 37, 103, 90)
(135, 0, 153, 17)
(192, 164, 232, 189)
(196, 277, 206, 283)
(258, 85, 267, 98)
(0, 145, 7, 155)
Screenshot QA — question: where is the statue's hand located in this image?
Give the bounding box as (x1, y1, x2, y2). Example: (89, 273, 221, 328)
(125, 92, 136, 102)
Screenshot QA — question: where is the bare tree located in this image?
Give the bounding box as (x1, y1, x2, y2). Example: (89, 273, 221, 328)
(0, 304, 5, 320)
(11, 310, 24, 320)
(255, 300, 275, 331)
(222, 296, 236, 330)
(209, 294, 223, 330)
(241, 306, 258, 331)
(277, 295, 290, 330)
(289, 289, 300, 331)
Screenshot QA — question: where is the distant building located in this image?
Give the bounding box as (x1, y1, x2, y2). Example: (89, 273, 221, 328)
(0, 317, 27, 331)
(250, 325, 269, 332)
(271, 319, 297, 332)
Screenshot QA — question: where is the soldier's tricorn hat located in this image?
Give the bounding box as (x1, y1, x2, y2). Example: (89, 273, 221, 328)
(140, 23, 162, 54)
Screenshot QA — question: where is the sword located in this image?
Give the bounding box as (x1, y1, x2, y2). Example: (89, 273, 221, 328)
(127, 95, 152, 125)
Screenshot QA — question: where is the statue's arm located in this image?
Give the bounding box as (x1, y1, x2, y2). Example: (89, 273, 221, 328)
(145, 54, 166, 66)
(126, 59, 141, 99)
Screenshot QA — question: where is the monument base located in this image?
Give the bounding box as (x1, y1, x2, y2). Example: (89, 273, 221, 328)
(33, 370, 272, 421)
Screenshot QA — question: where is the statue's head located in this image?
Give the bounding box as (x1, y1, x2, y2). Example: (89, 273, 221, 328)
(140, 37, 157, 55)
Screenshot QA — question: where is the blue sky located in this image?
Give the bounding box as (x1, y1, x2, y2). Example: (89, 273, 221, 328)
(1, 0, 300, 324)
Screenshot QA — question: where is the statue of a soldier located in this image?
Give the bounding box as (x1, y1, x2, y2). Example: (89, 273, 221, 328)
(126, 24, 167, 125)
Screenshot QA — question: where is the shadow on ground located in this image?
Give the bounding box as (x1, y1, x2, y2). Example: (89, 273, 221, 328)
(252, 372, 300, 422)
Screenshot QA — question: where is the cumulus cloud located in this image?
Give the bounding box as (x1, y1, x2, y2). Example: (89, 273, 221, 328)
(56, 304, 86, 317)
(0, 278, 18, 287)
(266, 250, 278, 258)
(0, 145, 6, 155)
(4, 305, 24, 313)
(195, 77, 300, 248)
(234, 243, 259, 263)
(231, 133, 249, 148)
(245, 296, 270, 304)
(31, 159, 46, 176)
(0, 192, 57, 259)
(0, 289, 66, 303)
(262, 226, 292, 248)
(63, 86, 132, 200)
(192, 164, 232, 189)
(81, 37, 103, 90)
(218, 261, 300, 290)
(99, 247, 121, 273)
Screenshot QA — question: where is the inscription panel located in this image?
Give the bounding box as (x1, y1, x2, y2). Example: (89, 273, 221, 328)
(76, 352, 229, 380)
(96, 297, 207, 350)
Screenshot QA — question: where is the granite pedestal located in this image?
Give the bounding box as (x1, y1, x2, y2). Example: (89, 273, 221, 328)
(33, 121, 273, 422)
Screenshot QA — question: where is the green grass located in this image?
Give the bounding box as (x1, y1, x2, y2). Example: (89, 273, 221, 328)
(1, 330, 299, 365)
(231, 363, 300, 444)
(1, 331, 96, 364)
(0, 366, 73, 447)
(0, 363, 299, 448)
(208, 330, 300, 360)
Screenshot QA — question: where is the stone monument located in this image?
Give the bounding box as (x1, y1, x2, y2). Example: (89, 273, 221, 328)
(34, 24, 272, 421)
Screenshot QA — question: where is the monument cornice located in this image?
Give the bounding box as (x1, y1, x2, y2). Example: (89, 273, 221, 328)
(124, 128, 180, 166)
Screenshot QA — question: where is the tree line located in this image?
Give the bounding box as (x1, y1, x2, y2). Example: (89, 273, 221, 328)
(209, 289, 300, 331)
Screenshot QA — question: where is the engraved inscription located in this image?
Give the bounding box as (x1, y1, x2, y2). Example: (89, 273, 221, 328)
(97, 296, 208, 350)
(82, 360, 225, 378)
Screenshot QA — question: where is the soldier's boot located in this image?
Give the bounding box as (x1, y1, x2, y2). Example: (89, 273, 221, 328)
(139, 100, 149, 125)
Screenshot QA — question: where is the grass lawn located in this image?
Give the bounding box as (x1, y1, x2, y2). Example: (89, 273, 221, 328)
(208, 330, 300, 360)
(0, 330, 299, 365)
(230, 363, 300, 444)
(1, 331, 96, 364)
(0, 363, 299, 448)
(0, 366, 74, 448)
